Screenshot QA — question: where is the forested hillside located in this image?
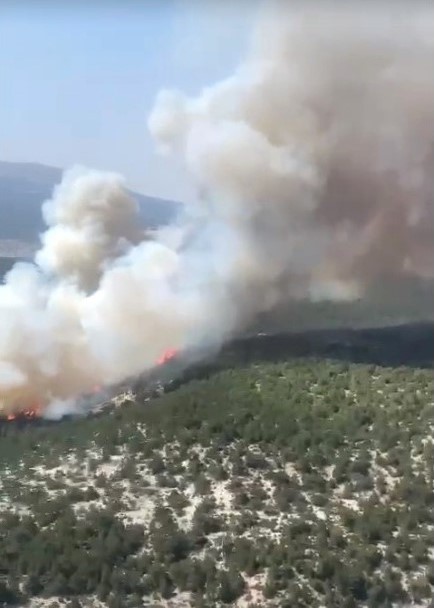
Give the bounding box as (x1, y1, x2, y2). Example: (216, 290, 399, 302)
(0, 352, 433, 607)
(254, 278, 434, 331)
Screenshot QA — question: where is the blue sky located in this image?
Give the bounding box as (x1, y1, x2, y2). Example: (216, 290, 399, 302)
(1, 1, 257, 200)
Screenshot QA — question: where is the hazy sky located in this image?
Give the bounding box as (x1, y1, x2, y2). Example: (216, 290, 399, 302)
(1, 1, 258, 201)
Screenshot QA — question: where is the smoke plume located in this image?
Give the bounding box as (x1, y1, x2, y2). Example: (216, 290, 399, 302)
(1, 1, 433, 415)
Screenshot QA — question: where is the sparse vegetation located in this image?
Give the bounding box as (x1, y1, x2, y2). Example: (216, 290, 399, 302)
(0, 354, 433, 607)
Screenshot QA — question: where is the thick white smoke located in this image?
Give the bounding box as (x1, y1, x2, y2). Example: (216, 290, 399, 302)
(36, 167, 142, 291)
(1, 1, 433, 415)
(150, 1, 434, 297)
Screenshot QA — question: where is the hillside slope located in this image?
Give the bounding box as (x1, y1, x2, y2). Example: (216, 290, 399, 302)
(0, 161, 180, 241)
(254, 278, 434, 331)
(0, 349, 433, 607)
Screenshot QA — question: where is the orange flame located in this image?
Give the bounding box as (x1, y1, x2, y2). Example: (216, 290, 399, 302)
(4, 404, 42, 422)
(2, 351, 178, 422)
(156, 348, 178, 366)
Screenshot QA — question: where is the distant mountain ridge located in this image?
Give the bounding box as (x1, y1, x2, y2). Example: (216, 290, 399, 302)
(0, 161, 180, 242)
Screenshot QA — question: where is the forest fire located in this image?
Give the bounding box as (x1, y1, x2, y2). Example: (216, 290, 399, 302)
(5, 405, 42, 422)
(0, 349, 180, 422)
(156, 348, 178, 366)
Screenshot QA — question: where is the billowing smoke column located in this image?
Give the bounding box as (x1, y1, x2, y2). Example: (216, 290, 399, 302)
(1, 1, 433, 416)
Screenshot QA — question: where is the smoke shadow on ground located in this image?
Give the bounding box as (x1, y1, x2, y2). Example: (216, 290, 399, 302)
(2, 322, 432, 431)
(169, 322, 434, 391)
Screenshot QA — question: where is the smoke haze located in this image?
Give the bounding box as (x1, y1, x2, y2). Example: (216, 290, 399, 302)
(1, 1, 433, 415)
